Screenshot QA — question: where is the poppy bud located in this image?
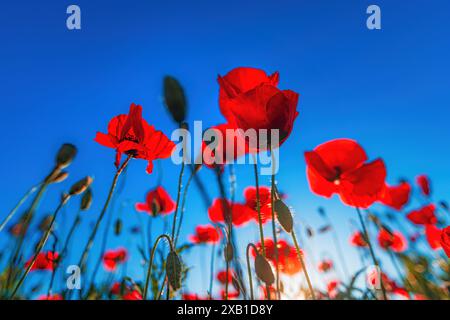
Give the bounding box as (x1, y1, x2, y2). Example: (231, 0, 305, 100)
(224, 243, 234, 262)
(439, 201, 449, 211)
(39, 215, 53, 232)
(114, 219, 122, 236)
(306, 226, 314, 238)
(49, 171, 69, 184)
(69, 176, 93, 196)
(318, 225, 332, 234)
(254, 254, 275, 285)
(81, 188, 93, 211)
(317, 207, 326, 217)
(56, 144, 77, 169)
(274, 199, 293, 233)
(163, 76, 187, 124)
(166, 250, 182, 291)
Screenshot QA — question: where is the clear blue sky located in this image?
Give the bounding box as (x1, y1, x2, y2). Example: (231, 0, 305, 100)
(1, 0, 449, 298)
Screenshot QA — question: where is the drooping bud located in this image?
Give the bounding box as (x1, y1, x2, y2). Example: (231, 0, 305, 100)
(56, 144, 77, 169)
(49, 171, 69, 184)
(39, 215, 53, 232)
(254, 254, 275, 285)
(274, 199, 293, 233)
(114, 219, 122, 236)
(80, 188, 93, 211)
(166, 250, 182, 291)
(224, 243, 234, 262)
(163, 76, 187, 124)
(69, 176, 93, 196)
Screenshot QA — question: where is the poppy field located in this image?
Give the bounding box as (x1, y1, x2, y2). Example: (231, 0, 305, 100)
(1, 1, 450, 302)
(0, 66, 449, 301)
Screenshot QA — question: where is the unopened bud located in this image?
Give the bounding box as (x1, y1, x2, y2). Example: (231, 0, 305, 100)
(166, 250, 182, 291)
(255, 254, 275, 285)
(50, 171, 69, 184)
(80, 188, 93, 210)
(163, 76, 187, 124)
(69, 176, 93, 196)
(274, 199, 293, 233)
(39, 215, 53, 232)
(56, 144, 77, 169)
(114, 219, 122, 236)
(224, 243, 234, 262)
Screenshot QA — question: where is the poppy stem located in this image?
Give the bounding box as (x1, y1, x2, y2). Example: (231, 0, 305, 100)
(356, 207, 388, 300)
(170, 162, 185, 242)
(208, 243, 216, 299)
(143, 234, 173, 299)
(175, 168, 195, 247)
(0, 183, 40, 233)
(270, 150, 281, 299)
(252, 155, 271, 300)
(47, 232, 59, 297)
(246, 243, 256, 300)
(78, 155, 132, 277)
(291, 230, 316, 300)
(10, 194, 71, 299)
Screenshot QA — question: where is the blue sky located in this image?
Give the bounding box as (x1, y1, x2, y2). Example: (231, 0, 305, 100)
(0, 0, 450, 298)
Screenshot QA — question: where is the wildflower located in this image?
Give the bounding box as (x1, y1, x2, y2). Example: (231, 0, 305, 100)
(416, 175, 431, 196)
(377, 229, 408, 252)
(406, 204, 437, 225)
(95, 103, 175, 173)
(189, 225, 221, 244)
(208, 198, 253, 227)
(103, 248, 128, 271)
(379, 182, 411, 210)
(135, 186, 175, 216)
(243, 186, 272, 223)
(304, 139, 386, 208)
(318, 259, 333, 273)
(25, 251, 59, 271)
(349, 231, 368, 247)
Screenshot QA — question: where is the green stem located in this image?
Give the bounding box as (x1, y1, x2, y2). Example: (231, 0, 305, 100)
(246, 243, 256, 300)
(356, 207, 388, 300)
(208, 243, 216, 299)
(252, 155, 270, 300)
(11, 194, 70, 299)
(0, 184, 40, 233)
(270, 151, 280, 299)
(143, 234, 173, 299)
(291, 230, 316, 300)
(175, 169, 195, 247)
(78, 156, 131, 273)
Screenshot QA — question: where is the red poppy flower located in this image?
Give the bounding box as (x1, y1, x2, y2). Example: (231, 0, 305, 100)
(102, 248, 128, 272)
(135, 186, 175, 216)
(216, 270, 233, 285)
(37, 294, 63, 300)
(349, 231, 368, 248)
(123, 290, 143, 300)
(406, 204, 437, 226)
(254, 239, 302, 275)
(25, 251, 59, 271)
(377, 229, 408, 252)
(318, 259, 333, 273)
(182, 293, 206, 300)
(379, 182, 411, 211)
(189, 224, 221, 245)
(441, 226, 450, 258)
(218, 67, 299, 150)
(425, 224, 442, 250)
(208, 198, 253, 227)
(200, 123, 249, 170)
(243, 186, 272, 224)
(95, 103, 175, 173)
(304, 139, 386, 208)
(220, 289, 240, 300)
(110, 282, 122, 295)
(416, 175, 431, 197)
(327, 280, 340, 298)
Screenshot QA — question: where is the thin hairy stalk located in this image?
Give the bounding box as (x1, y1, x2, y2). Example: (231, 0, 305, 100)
(11, 194, 70, 299)
(47, 233, 59, 297)
(143, 234, 173, 299)
(175, 169, 195, 247)
(78, 156, 132, 272)
(356, 207, 388, 300)
(170, 162, 185, 241)
(246, 243, 257, 300)
(215, 170, 233, 300)
(270, 151, 280, 299)
(0, 184, 40, 233)
(291, 230, 316, 300)
(208, 243, 216, 299)
(251, 155, 271, 300)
